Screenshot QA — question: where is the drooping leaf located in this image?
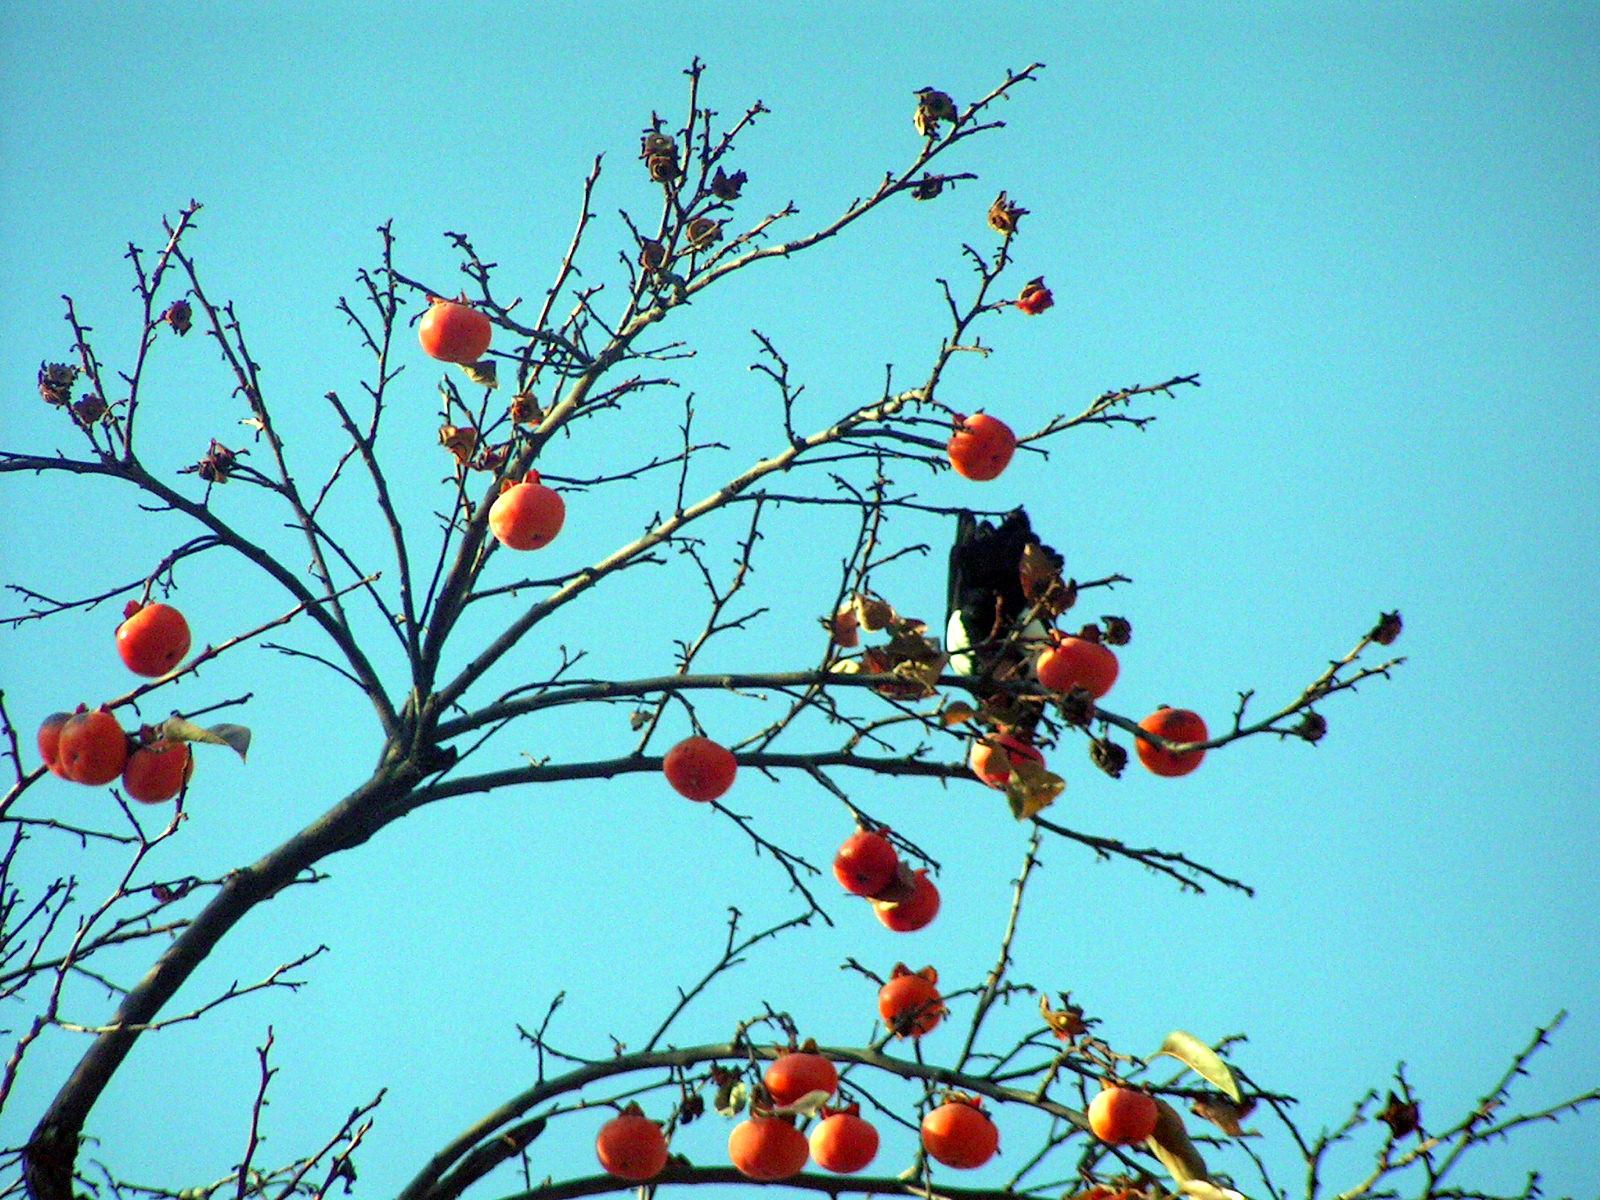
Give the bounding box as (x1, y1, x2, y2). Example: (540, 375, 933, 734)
(854, 595, 897, 632)
(155, 718, 251, 761)
(715, 1079, 748, 1118)
(1192, 1093, 1255, 1137)
(1148, 1097, 1208, 1185)
(206, 723, 252, 760)
(771, 1087, 832, 1118)
(1006, 760, 1063, 820)
(890, 658, 943, 699)
(438, 423, 478, 465)
(828, 605, 861, 648)
(986, 190, 1028, 234)
(1154, 1031, 1242, 1102)
(460, 359, 498, 389)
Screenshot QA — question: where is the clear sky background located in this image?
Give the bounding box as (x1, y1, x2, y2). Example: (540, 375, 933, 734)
(2, 3, 1597, 1198)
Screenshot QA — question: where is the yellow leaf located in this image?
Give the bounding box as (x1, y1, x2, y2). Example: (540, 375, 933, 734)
(438, 424, 478, 465)
(1154, 1032, 1243, 1102)
(1006, 761, 1063, 820)
(891, 659, 941, 699)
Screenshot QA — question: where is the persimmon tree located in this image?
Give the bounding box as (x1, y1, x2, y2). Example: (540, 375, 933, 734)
(2, 61, 1594, 1200)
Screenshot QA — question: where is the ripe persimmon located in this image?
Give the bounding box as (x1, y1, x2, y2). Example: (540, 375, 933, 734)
(922, 1095, 1000, 1168)
(833, 828, 899, 897)
(419, 297, 492, 364)
(56, 708, 129, 786)
(36, 711, 73, 778)
(878, 963, 944, 1038)
(727, 1115, 809, 1180)
(1135, 707, 1208, 777)
(662, 735, 737, 802)
(874, 869, 940, 932)
(968, 733, 1044, 789)
(1036, 629, 1118, 699)
(116, 602, 191, 677)
(122, 741, 193, 804)
(1087, 1084, 1158, 1145)
(488, 470, 565, 550)
(947, 412, 1017, 481)
(595, 1108, 669, 1181)
(764, 1051, 838, 1108)
(810, 1107, 879, 1174)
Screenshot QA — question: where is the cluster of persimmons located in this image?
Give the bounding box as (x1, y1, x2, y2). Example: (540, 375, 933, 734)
(30, 287, 1207, 1184)
(416, 289, 1205, 1184)
(593, 1043, 1161, 1183)
(36, 601, 195, 803)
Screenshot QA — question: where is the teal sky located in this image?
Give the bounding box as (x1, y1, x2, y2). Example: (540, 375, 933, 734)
(2, 3, 1597, 1197)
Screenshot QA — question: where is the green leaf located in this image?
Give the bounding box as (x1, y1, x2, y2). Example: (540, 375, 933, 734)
(715, 1079, 747, 1118)
(1154, 1030, 1242, 1102)
(156, 718, 252, 762)
(772, 1087, 832, 1118)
